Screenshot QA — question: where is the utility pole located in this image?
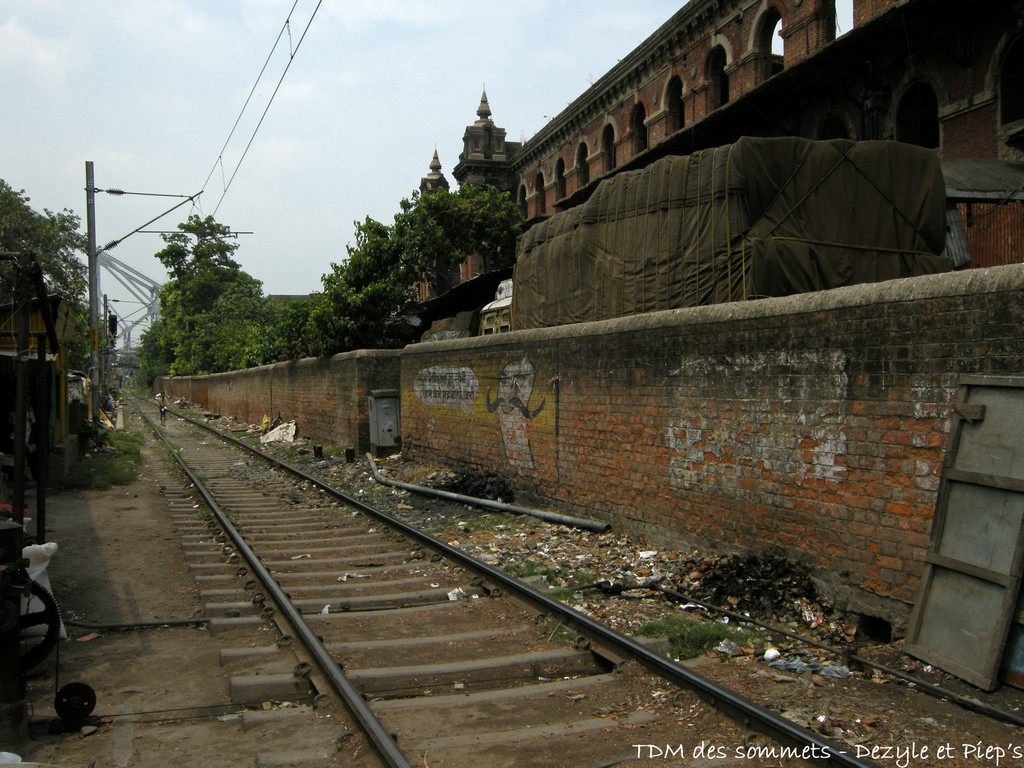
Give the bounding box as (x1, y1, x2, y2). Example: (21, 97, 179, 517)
(86, 162, 100, 421)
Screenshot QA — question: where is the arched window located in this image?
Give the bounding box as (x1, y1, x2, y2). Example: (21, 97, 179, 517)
(534, 172, 546, 216)
(667, 76, 685, 133)
(517, 185, 528, 219)
(1001, 36, 1024, 125)
(819, 115, 849, 140)
(757, 8, 784, 79)
(555, 158, 566, 201)
(707, 46, 730, 110)
(576, 142, 590, 187)
(602, 124, 617, 173)
(631, 103, 648, 155)
(895, 81, 940, 149)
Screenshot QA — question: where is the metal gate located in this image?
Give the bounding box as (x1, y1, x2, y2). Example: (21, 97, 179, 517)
(905, 376, 1024, 691)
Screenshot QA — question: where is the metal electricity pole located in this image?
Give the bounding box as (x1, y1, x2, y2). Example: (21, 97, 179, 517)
(86, 162, 100, 421)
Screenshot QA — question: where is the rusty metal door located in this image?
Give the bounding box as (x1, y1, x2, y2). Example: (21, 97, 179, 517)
(905, 376, 1024, 691)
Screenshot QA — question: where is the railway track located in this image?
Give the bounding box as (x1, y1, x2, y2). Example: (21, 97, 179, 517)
(144, 402, 880, 768)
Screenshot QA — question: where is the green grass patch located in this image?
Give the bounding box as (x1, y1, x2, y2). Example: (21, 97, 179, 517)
(463, 512, 517, 531)
(541, 619, 578, 644)
(546, 587, 578, 602)
(64, 428, 145, 490)
(427, 511, 518, 535)
(502, 560, 562, 582)
(635, 614, 765, 660)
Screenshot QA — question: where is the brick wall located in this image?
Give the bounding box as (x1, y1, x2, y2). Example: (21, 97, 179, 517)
(400, 265, 1024, 630)
(853, 0, 901, 27)
(158, 349, 401, 452)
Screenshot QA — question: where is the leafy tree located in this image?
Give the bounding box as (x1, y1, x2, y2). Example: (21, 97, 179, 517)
(155, 213, 241, 280)
(137, 316, 173, 389)
(312, 184, 523, 356)
(0, 180, 89, 368)
(138, 214, 276, 383)
(308, 216, 409, 355)
(270, 298, 318, 361)
(396, 183, 523, 276)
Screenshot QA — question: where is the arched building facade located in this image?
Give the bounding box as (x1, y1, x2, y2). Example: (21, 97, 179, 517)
(448, 0, 1024, 271)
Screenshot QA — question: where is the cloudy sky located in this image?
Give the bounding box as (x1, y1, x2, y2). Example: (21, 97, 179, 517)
(2, 1, 854, 333)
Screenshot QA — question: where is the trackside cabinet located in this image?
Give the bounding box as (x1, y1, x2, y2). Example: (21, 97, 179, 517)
(367, 390, 400, 458)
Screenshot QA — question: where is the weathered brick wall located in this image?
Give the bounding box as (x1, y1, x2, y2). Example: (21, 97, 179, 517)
(158, 349, 401, 452)
(400, 265, 1024, 629)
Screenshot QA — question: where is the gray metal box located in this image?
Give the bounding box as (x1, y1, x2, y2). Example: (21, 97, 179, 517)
(367, 390, 400, 458)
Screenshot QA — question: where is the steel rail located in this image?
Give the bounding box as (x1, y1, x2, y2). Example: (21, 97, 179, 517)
(169, 408, 881, 768)
(141, 409, 414, 768)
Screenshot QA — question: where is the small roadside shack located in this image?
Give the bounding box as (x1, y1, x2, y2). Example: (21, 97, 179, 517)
(0, 254, 79, 548)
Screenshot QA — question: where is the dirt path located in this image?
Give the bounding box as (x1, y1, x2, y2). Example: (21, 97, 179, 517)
(10, 428, 346, 768)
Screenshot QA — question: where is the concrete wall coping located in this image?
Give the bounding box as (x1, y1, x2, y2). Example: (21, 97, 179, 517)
(403, 265, 1024, 355)
(165, 347, 402, 381)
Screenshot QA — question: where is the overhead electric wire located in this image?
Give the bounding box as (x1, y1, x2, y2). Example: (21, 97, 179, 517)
(96, 189, 194, 199)
(100, 194, 200, 252)
(210, 0, 324, 216)
(199, 0, 301, 197)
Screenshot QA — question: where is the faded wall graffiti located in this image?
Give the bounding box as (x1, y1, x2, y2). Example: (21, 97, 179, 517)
(487, 354, 545, 471)
(413, 366, 478, 413)
(666, 350, 849, 490)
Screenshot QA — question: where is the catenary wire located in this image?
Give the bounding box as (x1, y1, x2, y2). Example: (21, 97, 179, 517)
(199, 0, 301, 198)
(212, 0, 323, 216)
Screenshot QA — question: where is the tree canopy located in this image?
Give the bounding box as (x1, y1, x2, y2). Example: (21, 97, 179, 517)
(0, 179, 89, 368)
(138, 215, 277, 384)
(308, 184, 523, 356)
(140, 184, 524, 381)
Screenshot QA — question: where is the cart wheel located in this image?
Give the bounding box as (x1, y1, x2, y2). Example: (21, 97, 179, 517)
(55, 682, 96, 727)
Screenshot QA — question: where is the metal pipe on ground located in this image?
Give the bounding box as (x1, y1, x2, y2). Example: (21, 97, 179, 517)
(365, 454, 611, 533)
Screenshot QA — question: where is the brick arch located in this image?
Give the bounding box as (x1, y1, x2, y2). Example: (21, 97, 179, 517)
(575, 140, 591, 186)
(601, 122, 618, 173)
(894, 79, 940, 149)
(706, 44, 732, 111)
(533, 171, 547, 215)
(996, 33, 1024, 126)
(554, 156, 567, 200)
(751, 4, 785, 78)
(707, 32, 735, 67)
(750, 4, 785, 53)
(630, 102, 648, 154)
(663, 74, 686, 133)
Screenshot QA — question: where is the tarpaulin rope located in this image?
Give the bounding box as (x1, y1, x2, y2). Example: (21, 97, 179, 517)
(762, 235, 938, 257)
(760, 142, 854, 239)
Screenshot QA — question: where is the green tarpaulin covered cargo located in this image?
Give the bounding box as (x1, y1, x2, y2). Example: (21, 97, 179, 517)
(512, 137, 953, 330)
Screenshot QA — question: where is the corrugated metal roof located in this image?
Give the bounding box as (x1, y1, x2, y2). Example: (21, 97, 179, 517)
(942, 159, 1024, 202)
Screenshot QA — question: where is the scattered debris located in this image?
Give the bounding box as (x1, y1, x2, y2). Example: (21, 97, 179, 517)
(770, 654, 852, 679)
(714, 638, 744, 657)
(260, 421, 296, 444)
(437, 473, 514, 502)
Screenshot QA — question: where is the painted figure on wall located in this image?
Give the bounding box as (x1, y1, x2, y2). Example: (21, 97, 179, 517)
(486, 354, 545, 471)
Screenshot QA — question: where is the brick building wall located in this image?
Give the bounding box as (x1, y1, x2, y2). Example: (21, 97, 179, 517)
(158, 349, 401, 452)
(400, 264, 1024, 630)
(502, 0, 1023, 236)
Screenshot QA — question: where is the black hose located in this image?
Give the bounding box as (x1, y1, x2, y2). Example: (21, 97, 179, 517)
(64, 618, 209, 630)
